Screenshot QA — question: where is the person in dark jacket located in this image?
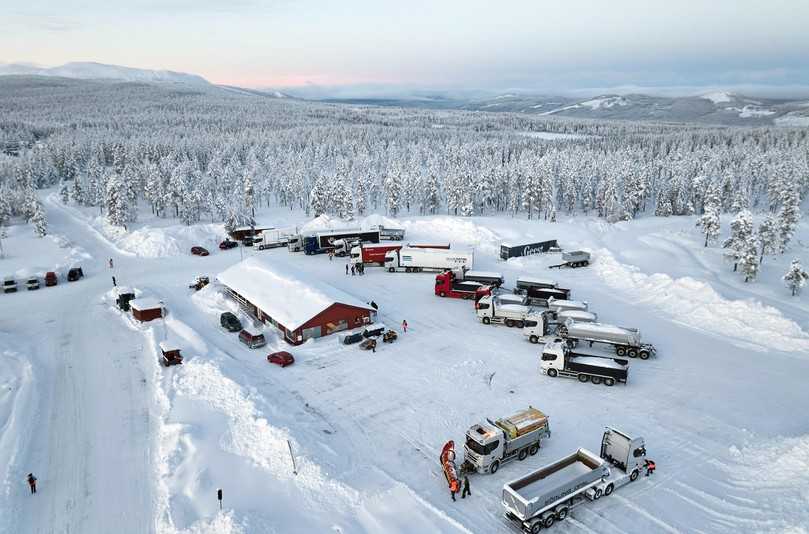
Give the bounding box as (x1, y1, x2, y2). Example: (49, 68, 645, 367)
(370, 301, 378, 311)
(27, 473, 37, 494)
(461, 476, 471, 498)
(345, 264, 349, 275)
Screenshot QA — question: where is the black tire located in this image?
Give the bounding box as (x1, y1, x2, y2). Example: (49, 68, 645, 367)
(528, 443, 539, 456)
(529, 335, 539, 344)
(630, 470, 639, 482)
(505, 319, 515, 328)
(616, 346, 627, 356)
(593, 488, 603, 499)
(518, 448, 529, 461)
(530, 522, 542, 534)
(628, 348, 638, 358)
(556, 507, 568, 521)
(490, 460, 499, 474)
(483, 317, 491, 325)
(578, 374, 589, 383)
(639, 350, 651, 360)
(583, 260, 589, 266)
(388, 267, 395, 273)
(439, 291, 446, 297)
(604, 377, 615, 387)
(547, 368, 558, 378)
(516, 321, 525, 328)
(604, 483, 614, 496)
(591, 376, 602, 385)
(405, 267, 412, 273)
(543, 515, 555, 529)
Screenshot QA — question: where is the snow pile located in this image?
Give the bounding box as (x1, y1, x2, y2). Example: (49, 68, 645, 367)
(592, 249, 809, 354)
(360, 213, 403, 230)
(702, 91, 734, 104)
(299, 214, 345, 233)
(0, 223, 91, 278)
(726, 435, 809, 532)
(400, 217, 502, 255)
(579, 96, 629, 109)
(727, 105, 776, 118)
(95, 219, 224, 258)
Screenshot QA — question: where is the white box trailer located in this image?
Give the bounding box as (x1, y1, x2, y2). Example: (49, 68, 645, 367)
(462, 407, 551, 474)
(256, 228, 296, 250)
(559, 320, 656, 360)
(502, 427, 654, 533)
(384, 247, 472, 273)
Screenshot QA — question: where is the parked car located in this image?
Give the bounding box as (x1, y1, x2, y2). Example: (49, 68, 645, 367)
(267, 351, 295, 367)
(239, 328, 267, 349)
(191, 246, 210, 256)
(220, 312, 242, 332)
(338, 331, 364, 345)
(3, 276, 17, 293)
(26, 276, 40, 290)
(45, 271, 58, 286)
(67, 267, 84, 282)
(219, 239, 238, 250)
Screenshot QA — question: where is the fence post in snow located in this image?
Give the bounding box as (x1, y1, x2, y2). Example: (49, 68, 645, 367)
(287, 439, 298, 475)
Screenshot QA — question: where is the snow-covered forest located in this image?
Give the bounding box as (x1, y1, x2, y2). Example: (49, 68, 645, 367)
(1, 77, 807, 250)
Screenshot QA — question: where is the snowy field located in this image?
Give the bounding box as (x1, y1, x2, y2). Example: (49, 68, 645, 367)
(1, 193, 808, 533)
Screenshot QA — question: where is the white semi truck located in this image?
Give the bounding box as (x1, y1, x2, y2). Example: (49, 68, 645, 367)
(384, 247, 473, 273)
(462, 407, 551, 474)
(540, 341, 629, 386)
(475, 295, 546, 328)
(502, 427, 654, 533)
(558, 320, 656, 360)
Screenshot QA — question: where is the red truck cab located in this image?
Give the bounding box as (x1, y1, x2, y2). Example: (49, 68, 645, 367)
(435, 270, 492, 300)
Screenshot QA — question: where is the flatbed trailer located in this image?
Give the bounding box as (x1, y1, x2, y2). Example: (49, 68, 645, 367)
(548, 251, 591, 269)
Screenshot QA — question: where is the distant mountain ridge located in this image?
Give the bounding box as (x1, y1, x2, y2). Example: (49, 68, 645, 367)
(0, 61, 211, 86)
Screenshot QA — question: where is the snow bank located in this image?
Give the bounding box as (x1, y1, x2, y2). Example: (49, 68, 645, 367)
(400, 217, 502, 255)
(94, 219, 224, 258)
(300, 213, 403, 233)
(593, 249, 809, 354)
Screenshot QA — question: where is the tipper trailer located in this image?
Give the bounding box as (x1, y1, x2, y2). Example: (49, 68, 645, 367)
(558, 320, 656, 359)
(461, 407, 552, 475)
(435, 270, 491, 299)
(350, 243, 403, 265)
(540, 341, 628, 386)
(513, 277, 572, 302)
(463, 270, 505, 287)
(502, 427, 654, 532)
(549, 250, 591, 269)
(384, 247, 472, 273)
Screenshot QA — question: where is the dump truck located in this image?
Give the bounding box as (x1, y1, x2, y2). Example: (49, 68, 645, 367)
(549, 250, 591, 269)
(523, 304, 592, 343)
(384, 247, 472, 273)
(463, 270, 505, 287)
(540, 341, 628, 386)
(462, 407, 551, 474)
(476, 295, 546, 328)
(502, 427, 654, 532)
(435, 270, 490, 299)
(513, 277, 572, 303)
(558, 320, 656, 359)
(350, 243, 403, 265)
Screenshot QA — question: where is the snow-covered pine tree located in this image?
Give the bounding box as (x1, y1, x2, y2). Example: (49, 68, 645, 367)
(738, 234, 759, 282)
(27, 192, 48, 237)
(696, 205, 720, 247)
(105, 172, 129, 227)
(308, 178, 328, 217)
(777, 185, 801, 253)
(756, 215, 780, 263)
(243, 171, 255, 218)
(59, 180, 70, 204)
(384, 169, 403, 216)
(783, 259, 808, 296)
(723, 209, 754, 272)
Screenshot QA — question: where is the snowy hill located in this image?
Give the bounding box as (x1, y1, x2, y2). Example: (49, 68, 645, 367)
(0, 61, 210, 86)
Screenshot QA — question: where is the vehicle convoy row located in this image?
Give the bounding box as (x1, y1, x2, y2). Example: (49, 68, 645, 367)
(3, 267, 83, 294)
(502, 427, 654, 532)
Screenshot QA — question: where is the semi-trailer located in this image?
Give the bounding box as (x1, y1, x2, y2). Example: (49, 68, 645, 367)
(523, 303, 592, 343)
(409, 242, 450, 249)
(300, 229, 381, 255)
(368, 225, 405, 240)
(435, 270, 491, 299)
(558, 320, 656, 359)
(350, 243, 403, 265)
(502, 427, 654, 532)
(540, 341, 629, 386)
(500, 240, 558, 260)
(463, 270, 505, 287)
(475, 295, 546, 328)
(256, 228, 296, 250)
(384, 247, 473, 273)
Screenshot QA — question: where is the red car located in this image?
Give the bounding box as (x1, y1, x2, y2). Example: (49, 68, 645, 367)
(45, 271, 58, 286)
(191, 246, 210, 256)
(267, 351, 295, 367)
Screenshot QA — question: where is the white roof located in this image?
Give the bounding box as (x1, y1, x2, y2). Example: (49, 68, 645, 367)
(130, 298, 162, 310)
(217, 257, 374, 331)
(364, 322, 386, 330)
(517, 276, 557, 287)
(159, 340, 180, 352)
(465, 270, 503, 279)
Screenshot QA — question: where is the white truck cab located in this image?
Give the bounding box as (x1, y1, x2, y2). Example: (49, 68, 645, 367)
(463, 407, 551, 474)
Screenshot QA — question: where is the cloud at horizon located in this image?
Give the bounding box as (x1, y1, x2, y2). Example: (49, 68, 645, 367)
(2, 0, 808, 96)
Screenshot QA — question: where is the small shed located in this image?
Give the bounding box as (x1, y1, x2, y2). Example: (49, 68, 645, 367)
(158, 340, 183, 366)
(130, 298, 164, 322)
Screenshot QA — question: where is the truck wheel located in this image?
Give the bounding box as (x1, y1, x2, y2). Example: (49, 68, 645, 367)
(483, 317, 491, 325)
(405, 267, 412, 273)
(528, 443, 540, 456)
(604, 483, 614, 495)
(547, 369, 558, 378)
(543, 515, 555, 529)
(516, 321, 525, 328)
(519, 448, 529, 461)
(604, 377, 615, 386)
(529, 522, 542, 534)
(506, 319, 515, 327)
(490, 460, 500, 474)
(529, 335, 539, 344)
(439, 291, 446, 297)
(630, 470, 639, 482)
(578, 374, 589, 383)
(388, 267, 395, 273)
(556, 507, 568, 521)
(593, 488, 603, 499)
(591, 376, 602, 385)
(628, 348, 638, 358)
(639, 350, 650, 360)
(616, 346, 627, 356)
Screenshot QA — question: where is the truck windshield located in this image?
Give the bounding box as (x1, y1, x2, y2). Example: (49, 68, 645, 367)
(465, 437, 486, 455)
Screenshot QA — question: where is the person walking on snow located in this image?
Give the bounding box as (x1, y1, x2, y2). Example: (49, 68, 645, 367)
(402, 319, 408, 333)
(108, 258, 114, 269)
(351, 265, 356, 276)
(27, 473, 37, 494)
(461, 476, 471, 498)
(345, 264, 349, 275)
(112, 276, 117, 287)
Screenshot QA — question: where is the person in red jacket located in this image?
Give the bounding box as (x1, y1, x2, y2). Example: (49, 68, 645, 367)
(402, 319, 408, 333)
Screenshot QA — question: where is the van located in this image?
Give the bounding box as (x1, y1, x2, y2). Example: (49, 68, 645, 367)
(239, 328, 267, 349)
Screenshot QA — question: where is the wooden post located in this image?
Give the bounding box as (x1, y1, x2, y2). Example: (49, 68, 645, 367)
(287, 439, 298, 475)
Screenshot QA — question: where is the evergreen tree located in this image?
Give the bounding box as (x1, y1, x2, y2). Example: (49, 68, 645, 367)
(777, 185, 801, 253)
(59, 180, 70, 204)
(738, 234, 759, 282)
(696, 205, 720, 247)
(756, 215, 780, 263)
(29, 194, 48, 237)
(783, 259, 809, 296)
(723, 210, 754, 272)
(105, 172, 130, 227)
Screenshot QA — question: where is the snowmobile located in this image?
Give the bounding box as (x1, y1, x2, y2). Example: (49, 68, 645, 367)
(382, 330, 398, 343)
(189, 276, 210, 291)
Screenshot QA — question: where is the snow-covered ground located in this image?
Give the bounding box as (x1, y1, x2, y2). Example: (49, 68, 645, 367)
(2, 195, 808, 533)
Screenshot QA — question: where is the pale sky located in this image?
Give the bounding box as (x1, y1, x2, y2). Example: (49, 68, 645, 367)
(3, 0, 809, 94)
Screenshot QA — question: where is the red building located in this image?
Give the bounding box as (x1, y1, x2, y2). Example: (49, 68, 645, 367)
(217, 258, 376, 345)
(130, 298, 164, 322)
